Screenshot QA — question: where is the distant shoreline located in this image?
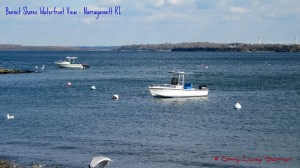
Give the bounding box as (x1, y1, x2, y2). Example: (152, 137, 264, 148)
(0, 42, 300, 52)
(0, 44, 116, 51)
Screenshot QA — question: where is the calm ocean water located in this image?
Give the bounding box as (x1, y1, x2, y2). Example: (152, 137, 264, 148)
(0, 51, 299, 168)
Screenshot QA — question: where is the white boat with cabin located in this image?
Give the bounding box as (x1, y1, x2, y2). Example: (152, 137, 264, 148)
(148, 71, 208, 98)
(54, 57, 89, 69)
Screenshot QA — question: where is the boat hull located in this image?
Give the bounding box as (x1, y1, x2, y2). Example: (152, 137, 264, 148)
(148, 86, 208, 98)
(54, 62, 89, 69)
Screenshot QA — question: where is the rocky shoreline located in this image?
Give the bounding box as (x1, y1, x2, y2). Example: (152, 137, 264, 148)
(0, 159, 45, 168)
(0, 160, 22, 168)
(0, 68, 34, 74)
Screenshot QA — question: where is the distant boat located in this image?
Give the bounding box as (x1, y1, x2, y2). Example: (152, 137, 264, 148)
(148, 71, 208, 98)
(54, 57, 89, 69)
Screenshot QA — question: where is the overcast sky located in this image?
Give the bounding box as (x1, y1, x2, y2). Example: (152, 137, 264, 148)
(0, 0, 299, 46)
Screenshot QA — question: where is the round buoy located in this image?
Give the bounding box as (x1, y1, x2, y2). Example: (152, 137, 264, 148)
(67, 82, 72, 87)
(234, 102, 241, 109)
(112, 94, 119, 100)
(91, 85, 96, 90)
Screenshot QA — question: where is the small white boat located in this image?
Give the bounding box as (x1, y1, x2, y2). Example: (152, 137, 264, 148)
(148, 71, 208, 98)
(54, 57, 89, 69)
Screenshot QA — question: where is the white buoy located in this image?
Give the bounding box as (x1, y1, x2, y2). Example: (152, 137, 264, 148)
(89, 156, 112, 168)
(7, 114, 15, 120)
(234, 102, 242, 109)
(91, 85, 96, 90)
(112, 94, 119, 100)
(67, 82, 72, 87)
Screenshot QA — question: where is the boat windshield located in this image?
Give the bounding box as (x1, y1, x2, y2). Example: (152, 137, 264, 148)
(169, 72, 184, 86)
(65, 57, 77, 63)
(171, 76, 179, 85)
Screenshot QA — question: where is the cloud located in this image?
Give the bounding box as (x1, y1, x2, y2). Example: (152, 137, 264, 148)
(222, 16, 240, 22)
(153, 0, 190, 7)
(145, 12, 187, 23)
(230, 6, 249, 14)
(81, 17, 96, 24)
(155, 0, 165, 7)
(195, 0, 219, 10)
(166, 0, 185, 5)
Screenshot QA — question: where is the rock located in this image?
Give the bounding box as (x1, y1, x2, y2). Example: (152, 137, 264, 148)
(0, 68, 33, 74)
(0, 160, 23, 168)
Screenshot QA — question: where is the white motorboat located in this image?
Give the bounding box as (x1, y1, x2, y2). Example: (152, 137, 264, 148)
(148, 71, 208, 98)
(54, 57, 89, 69)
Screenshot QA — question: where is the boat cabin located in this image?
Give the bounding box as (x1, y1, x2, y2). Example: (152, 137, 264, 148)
(65, 57, 77, 64)
(169, 72, 194, 90)
(169, 71, 185, 86)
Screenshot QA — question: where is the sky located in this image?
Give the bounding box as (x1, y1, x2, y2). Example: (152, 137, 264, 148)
(0, 0, 299, 46)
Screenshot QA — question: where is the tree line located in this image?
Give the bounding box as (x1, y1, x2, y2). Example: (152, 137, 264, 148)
(119, 42, 300, 52)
